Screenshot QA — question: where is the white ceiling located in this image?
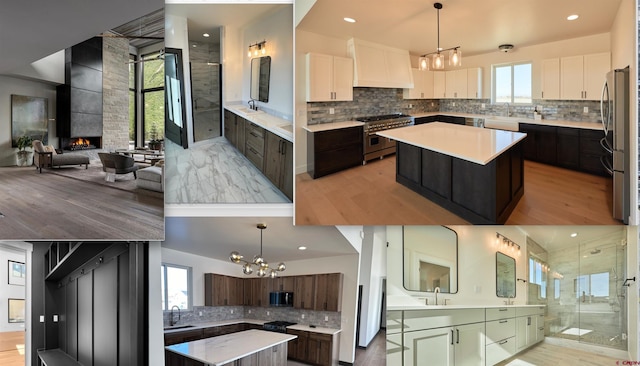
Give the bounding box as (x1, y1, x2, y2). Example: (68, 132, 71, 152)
(0, 0, 163, 74)
(163, 217, 358, 263)
(297, 0, 623, 57)
(517, 226, 626, 251)
(166, 4, 286, 45)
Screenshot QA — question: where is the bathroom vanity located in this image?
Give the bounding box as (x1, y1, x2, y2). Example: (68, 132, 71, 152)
(387, 305, 546, 366)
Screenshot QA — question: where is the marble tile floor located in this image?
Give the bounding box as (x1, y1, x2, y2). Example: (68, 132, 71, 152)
(194, 109, 221, 142)
(164, 137, 290, 204)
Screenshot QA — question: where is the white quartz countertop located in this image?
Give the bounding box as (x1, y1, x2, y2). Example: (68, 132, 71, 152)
(287, 324, 342, 335)
(303, 121, 365, 132)
(411, 111, 601, 130)
(377, 122, 527, 165)
(166, 329, 296, 366)
(225, 104, 293, 142)
(163, 318, 265, 334)
(389, 304, 546, 311)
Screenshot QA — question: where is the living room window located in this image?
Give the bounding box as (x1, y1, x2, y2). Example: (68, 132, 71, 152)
(129, 54, 137, 149)
(142, 51, 165, 147)
(492, 62, 532, 104)
(161, 263, 192, 311)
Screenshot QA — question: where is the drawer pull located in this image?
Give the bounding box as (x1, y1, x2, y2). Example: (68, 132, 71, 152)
(539, 327, 545, 331)
(451, 329, 454, 345)
(456, 329, 460, 344)
(498, 308, 508, 312)
(499, 320, 508, 324)
(498, 340, 508, 345)
(250, 132, 259, 138)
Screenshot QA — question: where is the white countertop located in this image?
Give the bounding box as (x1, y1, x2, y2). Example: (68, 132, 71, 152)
(225, 104, 293, 142)
(166, 329, 296, 366)
(411, 111, 601, 130)
(287, 324, 342, 335)
(377, 122, 527, 165)
(163, 318, 265, 334)
(303, 120, 364, 132)
(389, 304, 546, 311)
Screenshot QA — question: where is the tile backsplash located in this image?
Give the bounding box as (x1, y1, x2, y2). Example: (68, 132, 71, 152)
(163, 305, 244, 326)
(307, 87, 602, 124)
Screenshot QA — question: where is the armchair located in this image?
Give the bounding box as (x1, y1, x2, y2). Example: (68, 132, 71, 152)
(98, 153, 140, 182)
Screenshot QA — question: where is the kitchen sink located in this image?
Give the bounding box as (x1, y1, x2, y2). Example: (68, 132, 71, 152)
(164, 325, 195, 331)
(278, 124, 293, 132)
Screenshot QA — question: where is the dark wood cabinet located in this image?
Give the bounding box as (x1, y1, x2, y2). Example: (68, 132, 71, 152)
(264, 131, 293, 200)
(519, 123, 557, 165)
(307, 126, 363, 178)
(294, 275, 316, 310)
(287, 329, 308, 361)
(245, 122, 266, 171)
(224, 110, 246, 154)
(272, 276, 295, 292)
(580, 129, 609, 176)
(314, 273, 343, 312)
(164, 329, 204, 346)
(204, 274, 243, 306)
(556, 127, 580, 170)
(414, 115, 464, 125)
(291, 331, 333, 366)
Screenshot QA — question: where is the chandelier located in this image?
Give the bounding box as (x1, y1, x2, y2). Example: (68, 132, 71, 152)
(229, 223, 285, 278)
(419, 2, 462, 71)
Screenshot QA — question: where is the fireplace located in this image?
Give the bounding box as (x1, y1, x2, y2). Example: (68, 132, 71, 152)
(60, 137, 102, 151)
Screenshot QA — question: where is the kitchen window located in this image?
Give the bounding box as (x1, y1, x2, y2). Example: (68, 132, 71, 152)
(493, 62, 532, 104)
(161, 263, 192, 311)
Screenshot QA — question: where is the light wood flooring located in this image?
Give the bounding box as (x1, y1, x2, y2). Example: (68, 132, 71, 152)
(0, 167, 164, 240)
(295, 157, 621, 225)
(496, 342, 623, 366)
(0, 331, 24, 366)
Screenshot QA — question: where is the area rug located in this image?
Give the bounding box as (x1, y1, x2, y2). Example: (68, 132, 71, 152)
(45, 159, 163, 200)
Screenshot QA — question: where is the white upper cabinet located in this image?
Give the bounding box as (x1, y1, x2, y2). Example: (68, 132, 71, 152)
(541, 58, 560, 100)
(467, 67, 482, 99)
(434, 71, 446, 98)
(403, 69, 434, 99)
(347, 38, 414, 88)
(560, 52, 610, 100)
(444, 68, 480, 99)
(306, 53, 353, 102)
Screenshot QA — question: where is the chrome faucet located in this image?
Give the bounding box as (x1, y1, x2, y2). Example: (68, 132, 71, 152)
(248, 99, 257, 111)
(434, 287, 441, 305)
(504, 295, 515, 305)
(170, 305, 181, 326)
(505, 103, 511, 117)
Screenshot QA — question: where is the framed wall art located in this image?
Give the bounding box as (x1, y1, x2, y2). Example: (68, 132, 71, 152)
(8, 299, 25, 323)
(11, 94, 48, 147)
(8, 260, 26, 286)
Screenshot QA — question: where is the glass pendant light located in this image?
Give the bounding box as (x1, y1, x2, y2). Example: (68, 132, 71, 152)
(432, 53, 445, 70)
(449, 48, 461, 67)
(228, 223, 286, 277)
(419, 56, 429, 71)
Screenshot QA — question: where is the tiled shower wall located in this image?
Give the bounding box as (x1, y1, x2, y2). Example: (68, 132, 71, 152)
(163, 305, 341, 329)
(307, 87, 602, 124)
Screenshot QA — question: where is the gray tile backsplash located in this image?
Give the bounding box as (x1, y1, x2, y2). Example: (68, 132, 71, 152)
(307, 87, 602, 124)
(163, 305, 341, 329)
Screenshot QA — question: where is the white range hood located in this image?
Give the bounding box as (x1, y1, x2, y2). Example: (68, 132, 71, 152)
(347, 38, 414, 89)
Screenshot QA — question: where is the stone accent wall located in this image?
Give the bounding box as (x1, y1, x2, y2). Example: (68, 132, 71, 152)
(102, 36, 130, 151)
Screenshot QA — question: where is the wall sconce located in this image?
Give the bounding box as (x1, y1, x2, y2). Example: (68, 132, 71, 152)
(248, 40, 267, 58)
(495, 232, 521, 255)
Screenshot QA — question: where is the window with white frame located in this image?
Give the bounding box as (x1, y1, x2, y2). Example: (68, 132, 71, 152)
(528, 257, 547, 299)
(493, 62, 532, 104)
(161, 263, 192, 311)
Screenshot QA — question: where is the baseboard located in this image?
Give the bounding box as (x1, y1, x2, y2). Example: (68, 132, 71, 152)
(338, 361, 354, 366)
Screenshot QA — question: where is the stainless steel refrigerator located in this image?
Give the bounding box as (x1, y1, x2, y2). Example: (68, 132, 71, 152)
(600, 66, 629, 223)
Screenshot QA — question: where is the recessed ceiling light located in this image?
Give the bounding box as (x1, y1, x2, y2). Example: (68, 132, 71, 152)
(567, 14, 579, 21)
(297, 246, 307, 250)
(343, 17, 356, 23)
(192, 44, 197, 47)
(570, 232, 578, 238)
(203, 33, 210, 37)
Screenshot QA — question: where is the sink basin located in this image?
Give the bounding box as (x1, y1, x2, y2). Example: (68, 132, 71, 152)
(164, 325, 195, 331)
(236, 107, 262, 114)
(278, 124, 293, 133)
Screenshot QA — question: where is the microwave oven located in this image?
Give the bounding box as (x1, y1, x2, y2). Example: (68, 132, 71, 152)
(269, 291, 294, 307)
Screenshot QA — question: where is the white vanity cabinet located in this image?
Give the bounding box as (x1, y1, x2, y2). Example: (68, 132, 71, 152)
(515, 306, 545, 352)
(485, 308, 516, 365)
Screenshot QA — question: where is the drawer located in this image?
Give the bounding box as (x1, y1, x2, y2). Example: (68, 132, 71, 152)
(246, 143, 264, 170)
(516, 306, 545, 317)
(314, 127, 362, 152)
(386, 311, 402, 335)
(309, 332, 332, 342)
(557, 126, 579, 136)
(403, 308, 484, 332)
(246, 123, 265, 152)
(486, 318, 516, 345)
(486, 307, 515, 321)
(485, 336, 516, 366)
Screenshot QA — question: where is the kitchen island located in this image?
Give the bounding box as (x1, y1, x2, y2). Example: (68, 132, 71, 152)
(165, 329, 296, 366)
(377, 122, 527, 224)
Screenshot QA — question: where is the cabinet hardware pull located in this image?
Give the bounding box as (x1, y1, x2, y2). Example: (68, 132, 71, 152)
(456, 329, 460, 344)
(542, 91, 544, 98)
(539, 327, 544, 330)
(250, 132, 259, 138)
(499, 308, 508, 311)
(499, 320, 508, 323)
(527, 317, 531, 326)
(451, 330, 454, 345)
(498, 340, 508, 345)
(282, 141, 286, 155)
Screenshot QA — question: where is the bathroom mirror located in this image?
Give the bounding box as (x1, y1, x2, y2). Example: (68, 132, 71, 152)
(496, 252, 516, 298)
(250, 56, 271, 102)
(403, 226, 458, 293)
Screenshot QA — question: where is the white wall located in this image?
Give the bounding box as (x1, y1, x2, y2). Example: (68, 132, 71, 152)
(0, 246, 26, 332)
(222, 24, 244, 105)
(242, 5, 293, 119)
(357, 226, 386, 347)
(387, 225, 528, 307)
(0, 76, 57, 166)
(8, 51, 65, 85)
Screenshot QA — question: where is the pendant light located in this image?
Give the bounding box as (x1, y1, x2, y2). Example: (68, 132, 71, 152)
(419, 2, 461, 70)
(229, 223, 286, 278)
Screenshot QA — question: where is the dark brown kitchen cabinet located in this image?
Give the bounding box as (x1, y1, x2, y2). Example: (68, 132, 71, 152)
(314, 273, 343, 312)
(580, 129, 609, 176)
(271, 276, 295, 292)
(519, 123, 557, 165)
(306, 332, 334, 366)
(264, 131, 293, 200)
(204, 274, 243, 306)
(295, 275, 316, 310)
(224, 110, 246, 154)
(245, 278, 270, 307)
(287, 329, 309, 361)
(556, 127, 580, 170)
(165, 350, 206, 366)
(307, 126, 363, 178)
(245, 122, 266, 171)
(164, 329, 204, 346)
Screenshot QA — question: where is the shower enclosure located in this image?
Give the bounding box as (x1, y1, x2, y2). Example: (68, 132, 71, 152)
(531, 229, 628, 351)
(189, 30, 222, 143)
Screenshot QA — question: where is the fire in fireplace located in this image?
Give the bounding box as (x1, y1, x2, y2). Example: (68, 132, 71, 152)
(61, 137, 101, 151)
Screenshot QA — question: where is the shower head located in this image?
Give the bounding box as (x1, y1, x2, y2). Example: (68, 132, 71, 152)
(591, 248, 601, 255)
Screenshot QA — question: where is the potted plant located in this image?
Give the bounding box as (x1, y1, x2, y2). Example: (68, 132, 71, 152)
(15, 135, 33, 167)
(148, 138, 163, 151)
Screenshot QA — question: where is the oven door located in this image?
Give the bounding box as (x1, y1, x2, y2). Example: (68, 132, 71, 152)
(365, 133, 384, 154)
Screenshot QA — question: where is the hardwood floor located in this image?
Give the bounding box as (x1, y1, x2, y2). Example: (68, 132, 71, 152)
(0, 331, 24, 366)
(295, 157, 621, 225)
(354, 329, 385, 366)
(0, 167, 164, 240)
(496, 342, 623, 366)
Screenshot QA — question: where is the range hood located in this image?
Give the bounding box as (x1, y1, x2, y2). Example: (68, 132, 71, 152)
(347, 38, 414, 89)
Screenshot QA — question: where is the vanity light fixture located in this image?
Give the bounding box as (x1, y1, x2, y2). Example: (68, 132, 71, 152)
(229, 223, 286, 278)
(495, 232, 521, 255)
(419, 3, 461, 70)
(247, 40, 267, 58)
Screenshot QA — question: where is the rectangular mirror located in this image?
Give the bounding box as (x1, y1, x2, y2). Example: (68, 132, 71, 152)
(250, 56, 271, 102)
(403, 226, 458, 293)
(496, 252, 516, 298)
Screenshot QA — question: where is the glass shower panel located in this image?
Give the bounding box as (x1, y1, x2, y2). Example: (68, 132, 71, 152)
(190, 31, 222, 143)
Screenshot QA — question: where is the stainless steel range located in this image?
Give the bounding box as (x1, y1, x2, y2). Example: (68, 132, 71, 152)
(263, 321, 297, 333)
(358, 114, 414, 163)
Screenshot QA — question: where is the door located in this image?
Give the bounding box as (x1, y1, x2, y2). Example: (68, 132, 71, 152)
(403, 327, 454, 366)
(165, 48, 189, 149)
(454, 322, 485, 366)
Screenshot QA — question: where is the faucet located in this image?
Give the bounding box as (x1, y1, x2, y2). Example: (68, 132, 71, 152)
(504, 295, 515, 305)
(434, 287, 441, 305)
(170, 305, 181, 326)
(248, 99, 257, 111)
(505, 103, 511, 117)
